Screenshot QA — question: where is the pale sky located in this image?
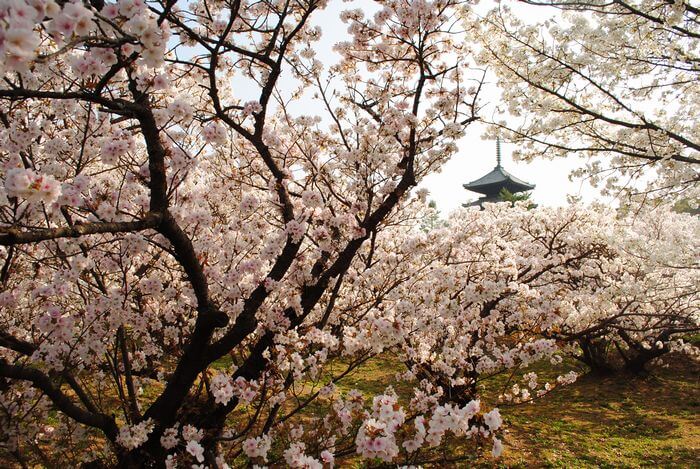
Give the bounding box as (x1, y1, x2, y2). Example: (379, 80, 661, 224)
(306, 1, 606, 215)
(419, 125, 601, 214)
(416, 1, 606, 215)
(265, 1, 609, 215)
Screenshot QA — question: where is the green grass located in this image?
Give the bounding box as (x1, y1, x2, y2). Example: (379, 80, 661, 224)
(321, 355, 699, 468)
(162, 344, 700, 468)
(493, 360, 700, 468)
(9, 351, 698, 468)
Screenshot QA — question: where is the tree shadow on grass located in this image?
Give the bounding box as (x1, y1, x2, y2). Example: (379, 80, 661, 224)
(500, 359, 700, 468)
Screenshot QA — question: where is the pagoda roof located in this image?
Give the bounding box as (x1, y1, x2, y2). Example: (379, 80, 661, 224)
(463, 165, 535, 196)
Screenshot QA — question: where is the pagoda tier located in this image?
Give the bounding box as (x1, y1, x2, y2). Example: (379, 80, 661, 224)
(463, 165, 535, 197)
(463, 138, 535, 208)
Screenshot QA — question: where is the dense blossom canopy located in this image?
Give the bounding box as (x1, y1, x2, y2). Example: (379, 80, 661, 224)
(394, 204, 699, 397)
(0, 0, 697, 467)
(0, 0, 491, 466)
(472, 0, 700, 204)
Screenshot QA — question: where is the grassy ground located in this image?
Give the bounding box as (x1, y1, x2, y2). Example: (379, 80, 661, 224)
(7, 353, 697, 468)
(498, 360, 700, 468)
(325, 355, 699, 468)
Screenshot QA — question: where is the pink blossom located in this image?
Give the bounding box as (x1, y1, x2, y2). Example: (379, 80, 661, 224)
(5, 168, 61, 205)
(202, 121, 227, 146)
(492, 437, 503, 458)
(242, 101, 262, 117)
(102, 3, 119, 19)
(186, 440, 205, 463)
(483, 408, 502, 431)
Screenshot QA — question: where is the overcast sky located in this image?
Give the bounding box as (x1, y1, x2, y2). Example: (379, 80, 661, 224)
(311, 1, 607, 214)
(275, 1, 609, 215)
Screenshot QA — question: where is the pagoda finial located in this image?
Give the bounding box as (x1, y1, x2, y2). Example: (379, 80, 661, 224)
(496, 137, 502, 167)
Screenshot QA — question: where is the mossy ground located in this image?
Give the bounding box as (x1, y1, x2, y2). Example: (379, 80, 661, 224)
(335, 355, 699, 468)
(497, 361, 700, 468)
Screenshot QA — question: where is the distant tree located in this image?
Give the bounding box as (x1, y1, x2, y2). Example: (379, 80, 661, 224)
(471, 0, 700, 205)
(420, 200, 446, 232)
(498, 188, 536, 209)
(394, 205, 699, 399)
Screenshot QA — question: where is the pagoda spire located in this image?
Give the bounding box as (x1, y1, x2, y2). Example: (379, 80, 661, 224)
(496, 137, 502, 167)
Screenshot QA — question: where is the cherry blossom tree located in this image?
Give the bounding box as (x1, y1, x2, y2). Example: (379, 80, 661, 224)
(471, 0, 700, 204)
(394, 204, 606, 405)
(0, 0, 509, 466)
(551, 207, 700, 374)
(388, 204, 699, 405)
(1, 1, 696, 466)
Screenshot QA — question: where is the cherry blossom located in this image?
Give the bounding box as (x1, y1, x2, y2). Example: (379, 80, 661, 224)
(471, 1, 700, 204)
(4, 168, 61, 205)
(0, 0, 693, 467)
(185, 440, 205, 463)
(116, 419, 154, 450)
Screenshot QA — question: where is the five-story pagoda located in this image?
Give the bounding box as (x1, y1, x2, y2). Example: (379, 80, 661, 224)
(463, 138, 535, 208)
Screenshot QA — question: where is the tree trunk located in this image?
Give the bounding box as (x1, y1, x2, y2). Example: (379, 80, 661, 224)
(578, 337, 615, 375)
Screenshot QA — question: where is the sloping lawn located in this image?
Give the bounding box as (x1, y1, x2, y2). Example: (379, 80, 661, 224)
(326, 355, 699, 468)
(498, 361, 700, 468)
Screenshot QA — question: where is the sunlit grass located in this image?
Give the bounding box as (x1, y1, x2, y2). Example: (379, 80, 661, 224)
(315, 354, 699, 467)
(496, 360, 700, 468)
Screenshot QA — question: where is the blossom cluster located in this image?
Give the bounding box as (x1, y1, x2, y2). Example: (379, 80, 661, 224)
(116, 419, 154, 450)
(0, 0, 696, 466)
(4, 168, 61, 205)
(355, 391, 406, 461)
